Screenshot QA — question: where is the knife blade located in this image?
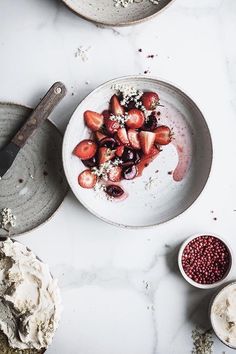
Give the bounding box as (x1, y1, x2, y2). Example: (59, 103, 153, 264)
(0, 82, 66, 179)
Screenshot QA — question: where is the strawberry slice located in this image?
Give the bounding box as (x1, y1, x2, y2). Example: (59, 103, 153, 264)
(98, 147, 116, 165)
(105, 117, 120, 135)
(73, 140, 97, 160)
(136, 146, 160, 177)
(141, 92, 160, 111)
(78, 170, 97, 189)
(110, 95, 125, 116)
(102, 110, 111, 120)
(126, 109, 145, 129)
(84, 111, 104, 132)
(154, 126, 172, 145)
(95, 131, 107, 142)
(116, 145, 125, 157)
(128, 129, 141, 150)
(139, 131, 156, 155)
(117, 128, 129, 145)
(108, 165, 122, 182)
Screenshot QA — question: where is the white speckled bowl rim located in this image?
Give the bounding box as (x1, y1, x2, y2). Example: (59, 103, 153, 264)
(178, 233, 233, 289)
(63, 75, 213, 229)
(0, 102, 69, 238)
(209, 281, 236, 350)
(61, 0, 176, 27)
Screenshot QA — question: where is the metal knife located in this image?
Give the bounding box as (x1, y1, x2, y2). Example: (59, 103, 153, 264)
(0, 82, 67, 179)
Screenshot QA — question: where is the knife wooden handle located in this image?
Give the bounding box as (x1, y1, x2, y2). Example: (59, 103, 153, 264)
(12, 82, 67, 148)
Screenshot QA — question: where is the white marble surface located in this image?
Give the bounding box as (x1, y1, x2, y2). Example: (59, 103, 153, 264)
(0, 0, 236, 353)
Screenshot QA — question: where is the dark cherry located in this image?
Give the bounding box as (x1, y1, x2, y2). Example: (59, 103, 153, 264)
(82, 156, 97, 168)
(126, 100, 137, 110)
(123, 165, 137, 180)
(122, 147, 135, 162)
(99, 137, 117, 149)
(142, 111, 158, 131)
(133, 151, 141, 164)
(106, 185, 124, 198)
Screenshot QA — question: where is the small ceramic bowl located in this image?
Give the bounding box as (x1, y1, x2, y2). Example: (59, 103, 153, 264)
(210, 282, 236, 350)
(178, 233, 233, 289)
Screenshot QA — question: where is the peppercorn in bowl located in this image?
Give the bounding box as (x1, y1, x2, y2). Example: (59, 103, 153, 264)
(178, 234, 232, 289)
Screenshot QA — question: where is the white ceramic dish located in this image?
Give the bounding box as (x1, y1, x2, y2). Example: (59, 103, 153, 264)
(61, 0, 175, 26)
(210, 282, 236, 350)
(63, 76, 213, 228)
(178, 233, 233, 289)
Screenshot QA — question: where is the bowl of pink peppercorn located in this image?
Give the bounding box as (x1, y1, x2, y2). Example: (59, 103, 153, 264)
(178, 234, 233, 289)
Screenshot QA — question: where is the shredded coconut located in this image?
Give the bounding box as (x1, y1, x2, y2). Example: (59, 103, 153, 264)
(0, 208, 16, 231)
(92, 158, 122, 181)
(110, 113, 129, 127)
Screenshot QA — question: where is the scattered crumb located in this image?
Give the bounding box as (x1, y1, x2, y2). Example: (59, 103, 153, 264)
(191, 327, 213, 354)
(164, 244, 171, 248)
(74, 46, 91, 62)
(30, 174, 34, 179)
(144, 70, 150, 74)
(85, 81, 89, 85)
(71, 92, 74, 96)
(18, 179, 23, 183)
(144, 176, 158, 190)
(138, 48, 142, 52)
(168, 171, 173, 175)
(213, 217, 217, 221)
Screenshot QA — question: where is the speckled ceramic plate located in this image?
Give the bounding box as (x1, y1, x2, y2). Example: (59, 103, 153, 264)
(63, 76, 213, 228)
(0, 103, 68, 236)
(61, 0, 175, 26)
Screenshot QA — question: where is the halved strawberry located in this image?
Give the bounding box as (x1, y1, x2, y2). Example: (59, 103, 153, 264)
(116, 145, 125, 157)
(139, 131, 156, 155)
(102, 110, 111, 120)
(154, 126, 172, 145)
(110, 95, 125, 116)
(84, 111, 104, 132)
(141, 92, 160, 110)
(108, 165, 122, 182)
(95, 131, 107, 142)
(78, 170, 97, 189)
(73, 140, 97, 160)
(105, 117, 120, 135)
(117, 128, 129, 145)
(98, 147, 116, 165)
(126, 109, 145, 129)
(136, 146, 160, 177)
(128, 129, 141, 150)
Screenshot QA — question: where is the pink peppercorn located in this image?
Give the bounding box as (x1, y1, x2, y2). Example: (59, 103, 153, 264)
(181, 235, 231, 284)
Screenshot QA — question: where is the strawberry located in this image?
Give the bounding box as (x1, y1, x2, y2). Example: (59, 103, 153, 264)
(78, 170, 97, 189)
(126, 109, 145, 129)
(105, 117, 120, 135)
(141, 92, 160, 110)
(102, 110, 111, 120)
(95, 131, 107, 142)
(110, 95, 125, 116)
(117, 128, 129, 145)
(136, 146, 160, 177)
(73, 140, 97, 160)
(127, 129, 141, 150)
(98, 147, 116, 165)
(84, 111, 104, 131)
(116, 145, 125, 157)
(108, 165, 122, 182)
(139, 131, 156, 155)
(154, 126, 172, 145)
